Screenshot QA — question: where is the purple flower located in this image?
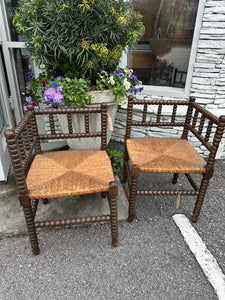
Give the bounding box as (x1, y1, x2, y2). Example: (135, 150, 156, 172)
(64, 106, 68, 109)
(133, 86, 143, 95)
(25, 82, 30, 90)
(57, 85, 63, 92)
(130, 75, 138, 81)
(26, 96, 32, 103)
(44, 88, 56, 100)
(27, 72, 34, 79)
(115, 70, 124, 78)
(51, 81, 58, 88)
(57, 76, 61, 81)
(53, 92, 64, 105)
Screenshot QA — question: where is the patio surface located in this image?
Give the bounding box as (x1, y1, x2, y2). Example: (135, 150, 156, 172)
(0, 141, 224, 299)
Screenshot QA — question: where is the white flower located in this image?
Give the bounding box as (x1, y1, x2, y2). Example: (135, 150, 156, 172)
(108, 75, 115, 85)
(121, 101, 127, 109)
(124, 78, 131, 90)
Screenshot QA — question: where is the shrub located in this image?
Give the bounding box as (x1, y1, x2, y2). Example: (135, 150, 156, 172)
(13, 0, 145, 82)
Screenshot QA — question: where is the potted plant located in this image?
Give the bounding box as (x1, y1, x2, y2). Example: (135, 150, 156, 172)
(13, 0, 145, 149)
(25, 69, 143, 149)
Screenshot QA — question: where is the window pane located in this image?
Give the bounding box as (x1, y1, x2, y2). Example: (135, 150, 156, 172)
(4, 0, 24, 42)
(129, 0, 198, 87)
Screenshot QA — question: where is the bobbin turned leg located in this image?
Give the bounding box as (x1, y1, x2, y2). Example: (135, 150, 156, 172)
(122, 144, 129, 183)
(128, 165, 140, 222)
(108, 181, 118, 247)
(172, 173, 179, 184)
(192, 176, 210, 223)
(20, 196, 40, 255)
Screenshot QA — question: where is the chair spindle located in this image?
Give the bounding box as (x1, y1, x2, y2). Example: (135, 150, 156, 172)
(142, 104, 148, 122)
(205, 120, 213, 142)
(171, 104, 177, 123)
(22, 129, 31, 152)
(198, 115, 205, 135)
(67, 113, 73, 134)
(192, 109, 199, 128)
(17, 135, 26, 160)
(156, 103, 162, 122)
(84, 113, 90, 133)
(49, 114, 56, 135)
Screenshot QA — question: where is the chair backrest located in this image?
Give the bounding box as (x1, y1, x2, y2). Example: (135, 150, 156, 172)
(125, 95, 225, 170)
(34, 104, 108, 150)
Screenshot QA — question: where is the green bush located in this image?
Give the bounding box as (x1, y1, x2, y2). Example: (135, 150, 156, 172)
(13, 0, 144, 82)
(107, 148, 123, 175)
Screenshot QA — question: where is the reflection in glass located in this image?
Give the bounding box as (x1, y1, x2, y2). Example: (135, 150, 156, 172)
(4, 0, 24, 42)
(129, 0, 198, 87)
(0, 93, 6, 134)
(12, 48, 32, 106)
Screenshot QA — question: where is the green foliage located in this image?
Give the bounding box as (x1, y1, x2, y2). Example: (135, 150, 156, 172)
(107, 148, 123, 175)
(13, 0, 145, 82)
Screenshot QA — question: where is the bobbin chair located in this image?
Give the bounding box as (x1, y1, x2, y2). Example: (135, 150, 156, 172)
(123, 95, 225, 223)
(5, 104, 118, 255)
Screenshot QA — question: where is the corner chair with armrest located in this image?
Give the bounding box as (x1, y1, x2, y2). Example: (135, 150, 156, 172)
(122, 95, 225, 223)
(5, 104, 118, 255)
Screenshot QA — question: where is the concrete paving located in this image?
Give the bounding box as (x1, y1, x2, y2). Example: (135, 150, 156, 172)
(0, 141, 225, 300)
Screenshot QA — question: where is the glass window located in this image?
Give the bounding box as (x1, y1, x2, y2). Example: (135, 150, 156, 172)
(129, 0, 198, 88)
(4, 0, 24, 42)
(12, 47, 32, 105)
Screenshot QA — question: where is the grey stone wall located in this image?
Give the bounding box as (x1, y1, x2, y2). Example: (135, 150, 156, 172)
(191, 0, 225, 116)
(111, 0, 225, 158)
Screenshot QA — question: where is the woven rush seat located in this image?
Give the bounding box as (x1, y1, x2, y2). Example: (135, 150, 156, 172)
(27, 150, 115, 199)
(126, 137, 206, 173)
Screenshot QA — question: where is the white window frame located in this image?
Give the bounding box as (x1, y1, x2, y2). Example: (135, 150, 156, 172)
(128, 0, 206, 99)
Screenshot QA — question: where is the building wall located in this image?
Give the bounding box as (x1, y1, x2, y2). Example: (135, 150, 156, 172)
(191, 0, 225, 115)
(111, 0, 225, 157)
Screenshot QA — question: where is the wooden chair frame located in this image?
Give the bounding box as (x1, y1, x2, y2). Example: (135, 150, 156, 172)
(5, 104, 118, 255)
(123, 95, 225, 223)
